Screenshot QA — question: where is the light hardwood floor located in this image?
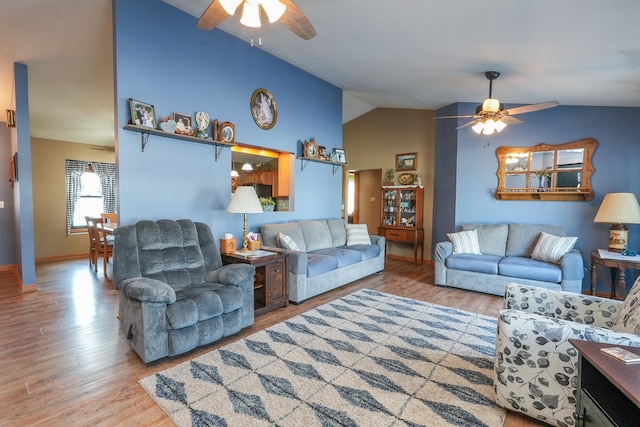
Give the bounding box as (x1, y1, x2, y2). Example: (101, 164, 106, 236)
(0, 258, 544, 426)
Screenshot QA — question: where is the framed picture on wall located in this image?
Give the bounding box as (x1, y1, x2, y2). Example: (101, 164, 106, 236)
(396, 152, 417, 171)
(251, 88, 278, 130)
(129, 98, 156, 129)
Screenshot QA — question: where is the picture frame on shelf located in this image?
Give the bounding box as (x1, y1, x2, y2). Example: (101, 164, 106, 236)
(303, 139, 319, 158)
(173, 112, 194, 135)
(219, 121, 235, 143)
(332, 148, 347, 164)
(251, 88, 278, 130)
(318, 146, 328, 160)
(129, 98, 156, 129)
(396, 152, 417, 171)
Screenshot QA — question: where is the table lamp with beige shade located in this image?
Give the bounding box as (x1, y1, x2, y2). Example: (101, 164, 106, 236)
(593, 192, 640, 252)
(227, 186, 263, 252)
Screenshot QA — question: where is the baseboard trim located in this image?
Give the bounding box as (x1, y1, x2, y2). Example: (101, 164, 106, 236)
(0, 264, 34, 292)
(36, 253, 87, 263)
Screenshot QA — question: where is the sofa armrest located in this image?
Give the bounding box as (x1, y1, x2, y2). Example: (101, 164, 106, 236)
(119, 277, 176, 304)
(433, 241, 453, 263)
(208, 263, 255, 286)
(559, 249, 584, 280)
(369, 234, 385, 247)
(261, 245, 308, 274)
(504, 283, 623, 329)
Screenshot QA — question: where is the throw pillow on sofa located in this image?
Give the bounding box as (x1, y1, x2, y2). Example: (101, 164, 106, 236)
(447, 229, 481, 254)
(277, 233, 301, 251)
(613, 276, 640, 335)
(346, 224, 371, 245)
(530, 231, 577, 264)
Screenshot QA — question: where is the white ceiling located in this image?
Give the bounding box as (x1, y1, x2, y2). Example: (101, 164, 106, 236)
(1, 0, 639, 147)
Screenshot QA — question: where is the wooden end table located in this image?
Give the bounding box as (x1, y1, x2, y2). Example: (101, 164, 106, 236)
(222, 251, 288, 316)
(590, 250, 640, 300)
(571, 339, 640, 426)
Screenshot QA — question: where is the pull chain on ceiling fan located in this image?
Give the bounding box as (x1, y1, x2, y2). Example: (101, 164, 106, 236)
(436, 71, 559, 135)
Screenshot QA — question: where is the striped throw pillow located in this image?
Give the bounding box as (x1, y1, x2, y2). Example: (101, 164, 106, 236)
(346, 224, 371, 245)
(277, 233, 301, 251)
(531, 232, 577, 264)
(447, 229, 481, 254)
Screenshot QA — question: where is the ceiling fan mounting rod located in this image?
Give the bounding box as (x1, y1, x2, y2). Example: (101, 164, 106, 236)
(485, 71, 500, 98)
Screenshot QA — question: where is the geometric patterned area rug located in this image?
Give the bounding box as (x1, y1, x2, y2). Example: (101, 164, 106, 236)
(140, 289, 505, 427)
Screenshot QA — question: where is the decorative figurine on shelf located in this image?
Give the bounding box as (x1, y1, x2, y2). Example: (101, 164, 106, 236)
(194, 112, 210, 139)
(158, 116, 177, 133)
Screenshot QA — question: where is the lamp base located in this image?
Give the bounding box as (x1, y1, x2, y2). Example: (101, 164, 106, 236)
(608, 224, 628, 252)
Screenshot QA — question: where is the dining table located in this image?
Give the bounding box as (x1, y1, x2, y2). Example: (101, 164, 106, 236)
(98, 222, 117, 235)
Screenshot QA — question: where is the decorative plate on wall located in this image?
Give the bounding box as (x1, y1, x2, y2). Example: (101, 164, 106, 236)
(397, 172, 415, 185)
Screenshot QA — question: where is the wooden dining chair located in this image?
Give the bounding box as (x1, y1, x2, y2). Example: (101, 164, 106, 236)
(84, 216, 97, 268)
(86, 216, 114, 274)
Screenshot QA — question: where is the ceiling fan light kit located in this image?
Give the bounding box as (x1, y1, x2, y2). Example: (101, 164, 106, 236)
(436, 70, 559, 136)
(198, 0, 316, 40)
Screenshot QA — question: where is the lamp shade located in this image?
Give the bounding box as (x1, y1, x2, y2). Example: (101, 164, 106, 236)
(227, 186, 264, 214)
(593, 193, 640, 224)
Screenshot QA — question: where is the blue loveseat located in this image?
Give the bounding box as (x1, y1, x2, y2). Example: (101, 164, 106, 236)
(434, 223, 584, 295)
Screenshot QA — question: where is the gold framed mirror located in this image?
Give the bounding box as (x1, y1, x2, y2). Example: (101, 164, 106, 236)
(495, 138, 597, 201)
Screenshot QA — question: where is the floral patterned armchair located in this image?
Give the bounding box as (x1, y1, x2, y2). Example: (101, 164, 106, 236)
(494, 282, 640, 427)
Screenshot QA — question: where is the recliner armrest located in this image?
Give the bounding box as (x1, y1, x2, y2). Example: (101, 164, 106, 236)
(119, 277, 176, 304)
(208, 263, 255, 286)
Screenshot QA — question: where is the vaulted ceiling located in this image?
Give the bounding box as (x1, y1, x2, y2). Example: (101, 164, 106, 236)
(1, 0, 639, 146)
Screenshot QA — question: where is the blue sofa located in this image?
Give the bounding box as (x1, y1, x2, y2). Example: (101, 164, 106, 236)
(434, 223, 584, 295)
(260, 219, 385, 304)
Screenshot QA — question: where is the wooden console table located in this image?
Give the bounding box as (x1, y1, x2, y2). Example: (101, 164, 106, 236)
(222, 251, 288, 316)
(590, 250, 640, 300)
(571, 339, 640, 426)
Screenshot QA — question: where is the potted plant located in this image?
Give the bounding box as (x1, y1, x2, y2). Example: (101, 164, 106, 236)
(260, 197, 276, 212)
(384, 168, 395, 186)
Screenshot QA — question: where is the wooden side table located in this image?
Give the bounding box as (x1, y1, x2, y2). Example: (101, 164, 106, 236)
(571, 339, 640, 426)
(222, 251, 288, 316)
(590, 250, 640, 300)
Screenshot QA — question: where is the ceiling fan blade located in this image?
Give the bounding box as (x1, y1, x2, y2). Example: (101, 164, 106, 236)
(456, 120, 479, 130)
(279, 0, 317, 40)
(505, 101, 559, 116)
(197, 1, 230, 30)
(434, 114, 475, 119)
(500, 115, 523, 125)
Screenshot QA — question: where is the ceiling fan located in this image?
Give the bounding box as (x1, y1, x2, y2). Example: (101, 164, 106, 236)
(436, 71, 558, 135)
(197, 0, 316, 40)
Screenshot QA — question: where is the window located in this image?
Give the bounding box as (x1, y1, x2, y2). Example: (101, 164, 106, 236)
(71, 169, 103, 228)
(65, 160, 116, 234)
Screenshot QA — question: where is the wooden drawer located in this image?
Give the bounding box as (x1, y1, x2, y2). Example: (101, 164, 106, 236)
(266, 259, 286, 304)
(381, 228, 415, 242)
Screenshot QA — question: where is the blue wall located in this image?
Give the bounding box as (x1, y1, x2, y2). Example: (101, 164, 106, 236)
(14, 63, 36, 286)
(113, 0, 343, 241)
(435, 102, 640, 293)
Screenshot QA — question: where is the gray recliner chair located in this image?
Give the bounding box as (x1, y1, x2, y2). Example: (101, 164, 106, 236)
(113, 219, 255, 363)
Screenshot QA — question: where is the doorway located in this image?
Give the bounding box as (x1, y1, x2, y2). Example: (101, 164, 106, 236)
(347, 169, 381, 234)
